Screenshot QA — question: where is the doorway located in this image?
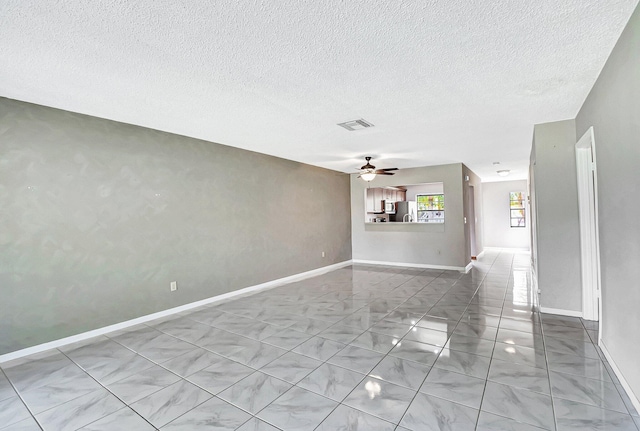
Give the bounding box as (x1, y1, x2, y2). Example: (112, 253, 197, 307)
(575, 127, 601, 327)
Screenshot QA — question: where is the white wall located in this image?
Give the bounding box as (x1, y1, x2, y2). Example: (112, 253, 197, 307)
(575, 3, 640, 404)
(530, 119, 582, 313)
(482, 180, 530, 249)
(404, 183, 444, 201)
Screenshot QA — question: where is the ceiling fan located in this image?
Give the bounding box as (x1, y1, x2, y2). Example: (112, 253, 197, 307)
(358, 157, 398, 182)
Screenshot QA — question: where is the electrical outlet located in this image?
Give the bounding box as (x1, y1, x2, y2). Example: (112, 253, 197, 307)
(322, 251, 325, 258)
(170, 281, 177, 292)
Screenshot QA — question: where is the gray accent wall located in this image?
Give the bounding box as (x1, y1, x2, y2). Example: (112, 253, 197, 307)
(530, 119, 582, 312)
(575, 4, 640, 401)
(482, 180, 530, 249)
(0, 97, 352, 355)
(350, 163, 474, 269)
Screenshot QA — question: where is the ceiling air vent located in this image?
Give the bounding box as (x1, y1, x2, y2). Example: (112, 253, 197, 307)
(337, 118, 374, 131)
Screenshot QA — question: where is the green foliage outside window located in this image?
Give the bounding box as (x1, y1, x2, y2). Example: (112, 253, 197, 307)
(510, 192, 526, 227)
(417, 194, 445, 223)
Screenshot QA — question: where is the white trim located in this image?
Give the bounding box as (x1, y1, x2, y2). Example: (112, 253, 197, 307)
(352, 259, 466, 272)
(540, 307, 583, 318)
(575, 126, 602, 322)
(464, 262, 473, 273)
(476, 250, 485, 259)
(0, 260, 352, 363)
(600, 340, 640, 415)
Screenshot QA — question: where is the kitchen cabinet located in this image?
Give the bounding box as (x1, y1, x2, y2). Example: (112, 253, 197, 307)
(381, 188, 406, 202)
(385, 189, 393, 201)
(365, 190, 374, 212)
(365, 188, 384, 213)
(366, 188, 408, 213)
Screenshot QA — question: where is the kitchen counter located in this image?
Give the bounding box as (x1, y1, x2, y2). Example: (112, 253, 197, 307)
(364, 221, 446, 233)
(364, 222, 444, 225)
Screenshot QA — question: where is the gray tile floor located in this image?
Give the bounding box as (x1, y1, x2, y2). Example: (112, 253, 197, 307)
(1, 250, 639, 430)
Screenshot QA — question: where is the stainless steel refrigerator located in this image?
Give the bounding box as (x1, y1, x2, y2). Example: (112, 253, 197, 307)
(391, 201, 417, 222)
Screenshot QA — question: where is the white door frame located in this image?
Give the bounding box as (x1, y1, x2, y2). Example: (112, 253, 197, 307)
(575, 127, 602, 328)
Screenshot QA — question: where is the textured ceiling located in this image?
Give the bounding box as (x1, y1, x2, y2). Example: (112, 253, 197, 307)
(1, 0, 637, 180)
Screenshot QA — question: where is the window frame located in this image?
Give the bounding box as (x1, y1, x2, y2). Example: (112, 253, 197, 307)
(509, 191, 526, 228)
(416, 193, 445, 223)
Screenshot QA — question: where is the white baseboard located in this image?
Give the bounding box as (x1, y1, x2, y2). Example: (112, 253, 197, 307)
(539, 307, 583, 318)
(600, 340, 640, 415)
(475, 251, 485, 259)
(0, 260, 353, 363)
(352, 259, 467, 272)
(464, 262, 473, 273)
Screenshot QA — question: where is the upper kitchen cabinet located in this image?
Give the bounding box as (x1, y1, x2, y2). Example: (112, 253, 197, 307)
(384, 188, 395, 201)
(365, 187, 384, 213)
(365, 187, 407, 213)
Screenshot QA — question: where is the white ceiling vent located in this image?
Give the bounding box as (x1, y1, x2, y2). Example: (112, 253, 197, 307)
(337, 119, 374, 131)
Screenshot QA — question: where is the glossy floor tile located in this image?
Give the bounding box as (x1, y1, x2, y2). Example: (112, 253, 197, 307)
(554, 398, 639, 431)
(129, 380, 212, 428)
(0, 396, 32, 428)
(481, 381, 555, 430)
(297, 363, 364, 401)
(161, 397, 250, 431)
(419, 367, 486, 409)
(368, 355, 431, 390)
(257, 387, 337, 430)
(316, 404, 396, 430)
(217, 371, 291, 414)
(36, 388, 125, 431)
(259, 351, 322, 384)
(106, 365, 181, 404)
(79, 407, 154, 431)
(1, 250, 638, 430)
(342, 377, 416, 423)
(400, 392, 478, 431)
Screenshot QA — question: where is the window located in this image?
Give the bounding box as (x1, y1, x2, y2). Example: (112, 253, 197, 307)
(416, 194, 445, 223)
(510, 192, 526, 227)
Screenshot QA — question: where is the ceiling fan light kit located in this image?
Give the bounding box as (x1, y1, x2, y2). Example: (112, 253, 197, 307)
(360, 171, 377, 182)
(357, 157, 398, 182)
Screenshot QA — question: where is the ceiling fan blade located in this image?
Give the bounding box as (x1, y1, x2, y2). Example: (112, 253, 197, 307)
(354, 157, 397, 178)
